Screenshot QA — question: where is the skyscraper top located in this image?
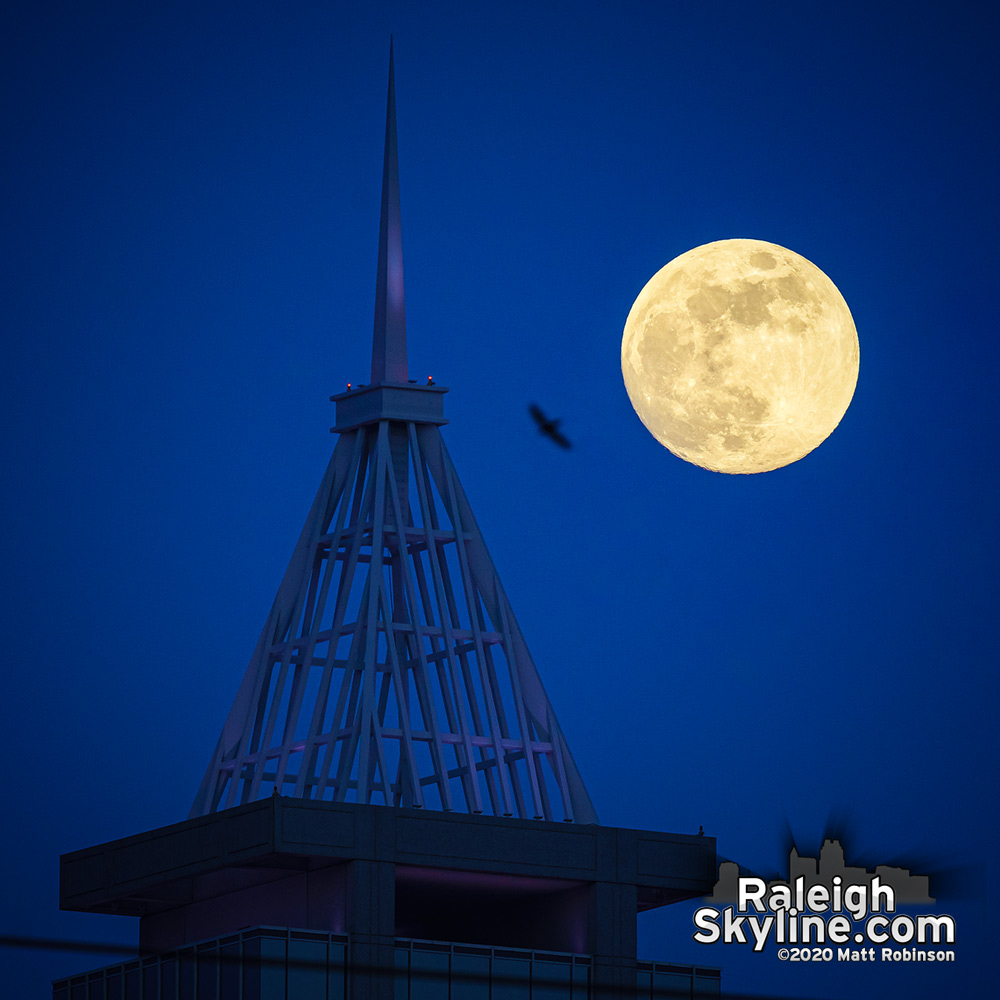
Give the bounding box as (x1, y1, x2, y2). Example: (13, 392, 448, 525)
(190, 50, 596, 825)
(370, 40, 407, 384)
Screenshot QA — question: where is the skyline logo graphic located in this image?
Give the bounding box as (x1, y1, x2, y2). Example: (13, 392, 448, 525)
(692, 839, 956, 965)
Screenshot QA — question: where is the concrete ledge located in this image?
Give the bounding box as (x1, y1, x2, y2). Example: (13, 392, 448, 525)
(61, 799, 714, 917)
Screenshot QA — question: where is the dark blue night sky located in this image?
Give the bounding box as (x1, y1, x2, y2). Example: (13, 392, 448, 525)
(2, 2, 996, 997)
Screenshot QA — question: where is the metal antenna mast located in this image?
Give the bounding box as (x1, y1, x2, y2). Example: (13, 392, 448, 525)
(371, 40, 407, 385)
(191, 48, 597, 824)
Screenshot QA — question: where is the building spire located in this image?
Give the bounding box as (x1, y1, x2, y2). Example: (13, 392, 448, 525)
(371, 39, 407, 384)
(189, 49, 597, 827)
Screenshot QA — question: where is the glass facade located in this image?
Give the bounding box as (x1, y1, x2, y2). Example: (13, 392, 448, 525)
(53, 929, 720, 999)
(635, 961, 721, 997)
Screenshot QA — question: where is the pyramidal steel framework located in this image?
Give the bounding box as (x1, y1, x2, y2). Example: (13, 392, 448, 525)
(191, 48, 597, 826)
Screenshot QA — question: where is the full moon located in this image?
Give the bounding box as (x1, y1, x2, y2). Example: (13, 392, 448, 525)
(621, 239, 859, 474)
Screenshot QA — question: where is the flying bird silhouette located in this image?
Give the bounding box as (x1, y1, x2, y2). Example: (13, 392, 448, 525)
(529, 403, 571, 449)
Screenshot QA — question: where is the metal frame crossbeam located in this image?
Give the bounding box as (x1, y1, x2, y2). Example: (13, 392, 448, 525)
(191, 420, 596, 823)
